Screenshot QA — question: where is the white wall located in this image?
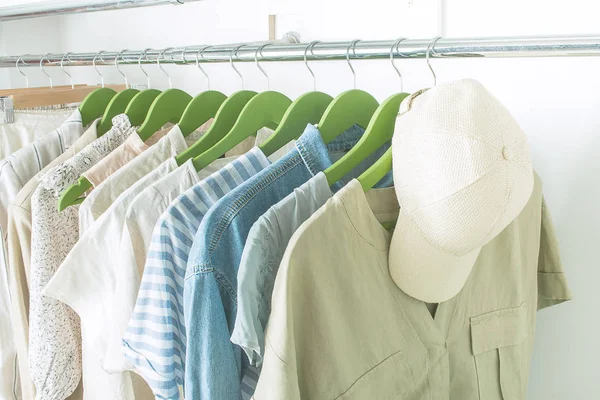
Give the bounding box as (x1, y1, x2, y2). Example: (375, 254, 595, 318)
(1, 0, 599, 398)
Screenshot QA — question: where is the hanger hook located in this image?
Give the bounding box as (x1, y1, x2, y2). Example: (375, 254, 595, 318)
(157, 48, 173, 89)
(60, 53, 75, 89)
(115, 49, 130, 89)
(40, 53, 53, 89)
(390, 38, 407, 92)
(426, 36, 442, 86)
(93, 50, 106, 88)
(16, 55, 30, 89)
(230, 44, 245, 90)
(137, 48, 152, 89)
(303, 40, 320, 92)
(195, 45, 212, 90)
(346, 39, 360, 90)
(255, 43, 271, 91)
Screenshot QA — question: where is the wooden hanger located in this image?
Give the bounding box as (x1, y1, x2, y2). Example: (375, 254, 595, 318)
(11, 85, 125, 113)
(2, 55, 86, 95)
(0, 84, 88, 96)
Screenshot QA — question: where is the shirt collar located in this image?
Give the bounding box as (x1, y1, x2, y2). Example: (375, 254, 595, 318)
(166, 124, 189, 155)
(295, 123, 365, 191)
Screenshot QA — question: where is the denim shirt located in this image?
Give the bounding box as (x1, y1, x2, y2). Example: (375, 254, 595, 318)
(183, 124, 391, 400)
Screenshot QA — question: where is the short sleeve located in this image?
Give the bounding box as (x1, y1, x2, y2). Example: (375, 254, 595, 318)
(253, 339, 301, 400)
(537, 197, 572, 310)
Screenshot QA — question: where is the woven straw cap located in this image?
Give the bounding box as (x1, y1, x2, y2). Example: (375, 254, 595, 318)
(389, 79, 534, 303)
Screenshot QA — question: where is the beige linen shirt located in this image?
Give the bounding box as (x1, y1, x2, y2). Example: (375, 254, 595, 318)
(81, 127, 169, 188)
(254, 174, 571, 400)
(6, 121, 98, 400)
(78, 123, 210, 230)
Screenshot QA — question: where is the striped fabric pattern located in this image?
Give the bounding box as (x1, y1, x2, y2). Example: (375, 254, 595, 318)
(122, 148, 270, 400)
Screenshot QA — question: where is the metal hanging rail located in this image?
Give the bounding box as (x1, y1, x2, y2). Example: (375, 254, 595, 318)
(1, 35, 600, 68)
(0, 0, 202, 22)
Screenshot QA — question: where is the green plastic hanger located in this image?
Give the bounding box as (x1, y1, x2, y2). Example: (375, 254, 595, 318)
(178, 90, 227, 137)
(136, 88, 192, 140)
(124, 89, 162, 126)
(175, 90, 257, 166)
(317, 89, 379, 143)
(97, 50, 143, 135)
(57, 179, 88, 210)
(79, 87, 117, 128)
(192, 91, 292, 171)
(57, 88, 169, 211)
(124, 49, 163, 126)
(178, 47, 229, 137)
(58, 88, 191, 211)
(258, 42, 334, 157)
(357, 146, 392, 190)
(316, 40, 379, 143)
(259, 91, 333, 156)
(324, 92, 409, 186)
(191, 45, 293, 171)
(136, 49, 193, 140)
(78, 51, 120, 128)
(357, 147, 396, 230)
(96, 88, 140, 135)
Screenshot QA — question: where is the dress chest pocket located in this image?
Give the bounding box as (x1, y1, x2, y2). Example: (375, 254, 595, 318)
(470, 302, 528, 400)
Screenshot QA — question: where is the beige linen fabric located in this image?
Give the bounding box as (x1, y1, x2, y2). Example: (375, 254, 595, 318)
(6, 121, 98, 400)
(0, 108, 76, 159)
(81, 127, 170, 188)
(254, 175, 571, 400)
(78, 124, 210, 231)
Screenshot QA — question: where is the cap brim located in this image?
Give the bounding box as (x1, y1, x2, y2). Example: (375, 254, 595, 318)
(388, 210, 481, 303)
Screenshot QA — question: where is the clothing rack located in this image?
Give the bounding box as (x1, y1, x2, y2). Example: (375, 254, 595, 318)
(1, 35, 600, 68)
(0, 0, 201, 22)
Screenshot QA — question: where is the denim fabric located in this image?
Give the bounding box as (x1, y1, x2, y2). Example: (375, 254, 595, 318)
(183, 124, 391, 400)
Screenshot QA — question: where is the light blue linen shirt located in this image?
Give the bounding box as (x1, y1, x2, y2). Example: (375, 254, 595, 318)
(230, 172, 333, 366)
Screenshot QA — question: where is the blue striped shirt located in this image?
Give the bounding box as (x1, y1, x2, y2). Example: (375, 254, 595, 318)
(122, 148, 271, 400)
